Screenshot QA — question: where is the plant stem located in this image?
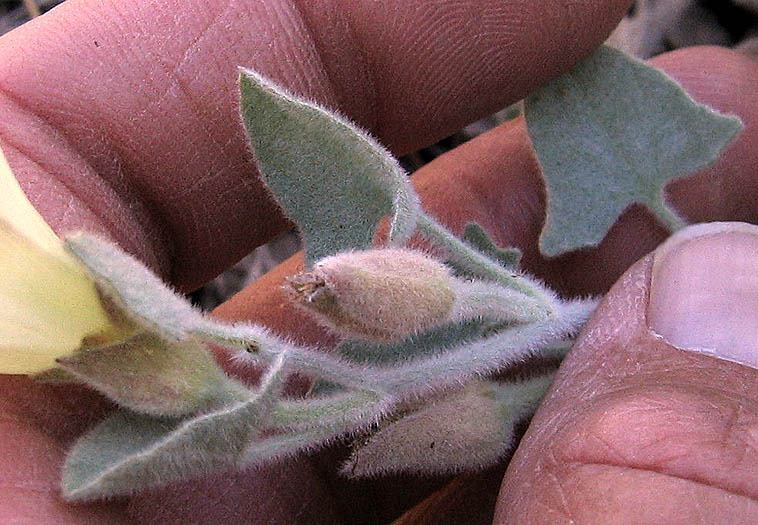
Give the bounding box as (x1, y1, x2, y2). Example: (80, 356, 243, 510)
(388, 182, 422, 246)
(211, 297, 595, 404)
(491, 373, 556, 419)
(376, 298, 594, 397)
(652, 198, 688, 233)
(198, 321, 386, 394)
(270, 391, 387, 431)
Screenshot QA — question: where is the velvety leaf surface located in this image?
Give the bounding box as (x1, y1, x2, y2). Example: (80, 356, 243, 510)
(66, 233, 206, 340)
(63, 357, 285, 501)
(343, 375, 554, 477)
(63, 393, 269, 501)
(343, 382, 511, 478)
(525, 45, 742, 256)
(341, 376, 553, 478)
(239, 69, 420, 267)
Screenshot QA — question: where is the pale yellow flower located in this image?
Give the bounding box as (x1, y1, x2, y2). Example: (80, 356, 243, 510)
(0, 147, 120, 374)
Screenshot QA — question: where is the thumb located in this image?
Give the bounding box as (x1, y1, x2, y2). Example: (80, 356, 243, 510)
(647, 221, 758, 369)
(495, 221, 758, 523)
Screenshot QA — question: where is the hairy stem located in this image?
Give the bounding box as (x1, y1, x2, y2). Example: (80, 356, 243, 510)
(375, 298, 594, 397)
(388, 184, 422, 246)
(491, 373, 556, 420)
(651, 198, 689, 233)
(270, 391, 387, 431)
(228, 298, 595, 402)
(195, 321, 386, 395)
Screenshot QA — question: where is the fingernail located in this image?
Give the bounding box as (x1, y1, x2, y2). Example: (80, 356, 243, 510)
(648, 222, 758, 369)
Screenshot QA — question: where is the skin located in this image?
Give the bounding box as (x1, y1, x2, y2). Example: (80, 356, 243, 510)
(0, 0, 755, 523)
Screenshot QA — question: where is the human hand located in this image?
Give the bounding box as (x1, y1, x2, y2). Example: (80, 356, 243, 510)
(0, 0, 755, 523)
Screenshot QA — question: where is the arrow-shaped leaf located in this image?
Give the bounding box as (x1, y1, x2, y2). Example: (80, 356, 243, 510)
(525, 45, 742, 257)
(239, 69, 420, 266)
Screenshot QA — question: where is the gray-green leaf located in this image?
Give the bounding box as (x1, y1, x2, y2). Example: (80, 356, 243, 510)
(239, 69, 420, 266)
(66, 233, 206, 341)
(337, 319, 503, 365)
(66, 232, 273, 354)
(525, 45, 742, 256)
(62, 356, 285, 501)
(461, 222, 520, 270)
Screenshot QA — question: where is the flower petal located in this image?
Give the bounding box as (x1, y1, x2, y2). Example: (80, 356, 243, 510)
(0, 149, 116, 374)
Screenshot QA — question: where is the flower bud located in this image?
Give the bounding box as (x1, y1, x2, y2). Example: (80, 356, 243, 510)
(287, 249, 455, 342)
(342, 381, 516, 477)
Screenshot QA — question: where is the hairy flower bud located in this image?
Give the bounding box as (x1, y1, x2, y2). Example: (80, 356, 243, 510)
(342, 381, 516, 477)
(288, 249, 455, 342)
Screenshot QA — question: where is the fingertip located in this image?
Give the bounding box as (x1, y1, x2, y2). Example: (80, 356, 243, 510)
(338, 0, 633, 151)
(495, 229, 758, 522)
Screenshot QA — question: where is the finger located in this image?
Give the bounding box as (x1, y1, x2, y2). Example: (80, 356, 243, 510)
(0, 377, 130, 523)
(495, 223, 758, 523)
(0, 0, 631, 289)
(125, 460, 342, 524)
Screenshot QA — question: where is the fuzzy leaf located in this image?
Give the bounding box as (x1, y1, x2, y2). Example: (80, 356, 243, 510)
(32, 367, 80, 384)
(239, 69, 421, 266)
(65, 233, 205, 341)
(311, 319, 501, 398)
(525, 45, 743, 256)
(62, 356, 285, 501)
(270, 391, 384, 431)
(461, 222, 520, 270)
(57, 333, 247, 417)
(343, 381, 514, 477)
(245, 395, 389, 465)
(65, 233, 284, 355)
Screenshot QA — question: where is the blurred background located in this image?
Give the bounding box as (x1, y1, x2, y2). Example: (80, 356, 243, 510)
(2, 0, 757, 308)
